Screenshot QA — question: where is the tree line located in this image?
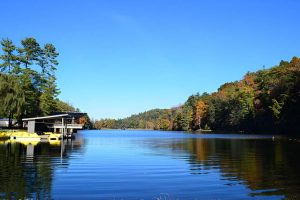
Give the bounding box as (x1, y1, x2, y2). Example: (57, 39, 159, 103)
(94, 57, 300, 134)
(0, 37, 84, 127)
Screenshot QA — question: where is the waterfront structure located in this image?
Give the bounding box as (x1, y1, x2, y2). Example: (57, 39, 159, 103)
(0, 112, 86, 141)
(22, 112, 86, 138)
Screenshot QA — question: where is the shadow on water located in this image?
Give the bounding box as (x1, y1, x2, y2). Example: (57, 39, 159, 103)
(0, 136, 85, 199)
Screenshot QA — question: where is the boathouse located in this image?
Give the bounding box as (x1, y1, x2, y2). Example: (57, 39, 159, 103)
(22, 112, 86, 137)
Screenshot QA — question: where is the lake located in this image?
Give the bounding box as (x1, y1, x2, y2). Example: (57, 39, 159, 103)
(0, 130, 300, 199)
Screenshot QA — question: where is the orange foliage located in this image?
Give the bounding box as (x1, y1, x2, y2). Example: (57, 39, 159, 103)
(194, 100, 207, 128)
(79, 116, 87, 125)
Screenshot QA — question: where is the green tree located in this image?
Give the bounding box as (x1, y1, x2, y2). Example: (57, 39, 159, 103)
(38, 43, 59, 76)
(0, 75, 25, 127)
(55, 100, 78, 112)
(0, 39, 18, 74)
(18, 37, 41, 69)
(38, 44, 59, 115)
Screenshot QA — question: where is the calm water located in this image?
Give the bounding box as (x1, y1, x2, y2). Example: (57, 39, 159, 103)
(1, 130, 300, 199)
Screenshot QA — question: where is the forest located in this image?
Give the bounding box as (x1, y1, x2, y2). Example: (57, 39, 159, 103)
(0, 37, 90, 127)
(94, 57, 300, 134)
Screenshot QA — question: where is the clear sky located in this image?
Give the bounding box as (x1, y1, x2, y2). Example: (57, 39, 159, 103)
(1, 0, 300, 119)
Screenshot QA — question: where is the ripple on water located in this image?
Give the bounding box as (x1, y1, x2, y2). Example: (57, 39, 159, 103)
(1, 130, 300, 199)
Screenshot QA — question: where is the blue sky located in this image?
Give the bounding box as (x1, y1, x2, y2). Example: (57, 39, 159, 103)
(1, 0, 300, 119)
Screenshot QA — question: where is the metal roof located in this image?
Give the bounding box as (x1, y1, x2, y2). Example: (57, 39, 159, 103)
(22, 114, 69, 121)
(51, 112, 86, 117)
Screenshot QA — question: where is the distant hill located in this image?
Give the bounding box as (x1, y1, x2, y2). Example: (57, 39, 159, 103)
(94, 57, 300, 135)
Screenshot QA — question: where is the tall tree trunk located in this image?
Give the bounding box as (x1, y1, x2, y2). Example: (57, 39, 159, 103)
(8, 111, 12, 128)
(199, 118, 201, 131)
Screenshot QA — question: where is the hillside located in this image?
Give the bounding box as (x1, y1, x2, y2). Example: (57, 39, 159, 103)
(95, 57, 300, 134)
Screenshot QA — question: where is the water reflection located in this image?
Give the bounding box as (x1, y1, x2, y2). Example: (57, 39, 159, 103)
(0, 136, 85, 199)
(143, 137, 300, 199)
(1, 131, 300, 199)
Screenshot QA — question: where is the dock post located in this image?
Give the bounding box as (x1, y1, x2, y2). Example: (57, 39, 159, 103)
(62, 118, 65, 139)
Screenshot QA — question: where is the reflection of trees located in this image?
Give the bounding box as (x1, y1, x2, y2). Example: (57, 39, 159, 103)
(0, 137, 85, 199)
(184, 139, 300, 199)
(141, 137, 300, 198)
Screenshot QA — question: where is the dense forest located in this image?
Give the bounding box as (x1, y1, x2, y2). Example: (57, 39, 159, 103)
(94, 57, 300, 134)
(0, 37, 90, 128)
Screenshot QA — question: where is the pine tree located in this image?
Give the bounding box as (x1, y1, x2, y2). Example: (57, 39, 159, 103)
(0, 39, 18, 74)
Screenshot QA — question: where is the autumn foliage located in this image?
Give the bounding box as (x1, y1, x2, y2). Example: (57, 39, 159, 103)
(94, 57, 300, 134)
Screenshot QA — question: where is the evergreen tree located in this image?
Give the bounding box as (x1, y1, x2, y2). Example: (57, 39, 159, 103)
(0, 39, 18, 74)
(38, 44, 59, 115)
(18, 37, 41, 69)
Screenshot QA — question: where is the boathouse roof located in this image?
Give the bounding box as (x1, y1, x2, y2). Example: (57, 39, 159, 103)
(22, 112, 86, 122)
(51, 112, 86, 118)
(22, 114, 69, 121)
